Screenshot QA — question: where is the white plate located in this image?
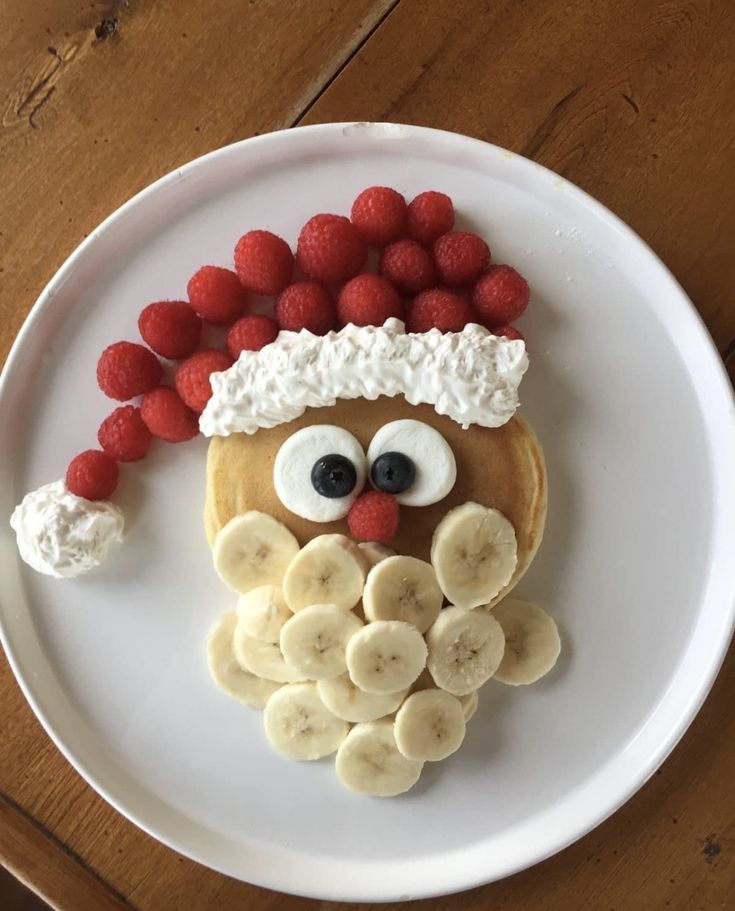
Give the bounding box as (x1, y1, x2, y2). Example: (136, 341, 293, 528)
(1, 123, 734, 902)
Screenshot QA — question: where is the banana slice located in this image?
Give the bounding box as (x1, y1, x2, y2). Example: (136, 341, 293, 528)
(233, 625, 306, 684)
(426, 605, 505, 695)
(263, 681, 349, 760)
(431, 502, 518, 608)
(335, 718, 423, 796)
(491, 598, 561, 685)
(394, 689, 466, 761)
(207, 612, 283, 709)
(282, 534, 367, 612)
(358, 542, 396, 567)
(362, 555, 444, 634)
(279, 604, 364, 680)
(345, 620, 427, 694)
(458, 689, 479, 722)
(410, 667, 436, 693)
(213, 511, 300, 594)
(317, 674, 408, 723)
(411, 668, 477, 719)
(236, 585, 291, 643)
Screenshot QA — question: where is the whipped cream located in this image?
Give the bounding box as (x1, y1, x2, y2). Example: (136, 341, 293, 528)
(10, 480, 124, 578)
(200, 319, 528, 437)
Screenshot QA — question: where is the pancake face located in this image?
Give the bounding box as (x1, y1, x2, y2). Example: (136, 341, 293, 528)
(204, 396, 547, 602)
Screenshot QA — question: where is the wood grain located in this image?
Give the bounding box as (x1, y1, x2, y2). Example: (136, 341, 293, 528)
(0, 794, 131, 911)
(1, 0, 734, 909)
(302, 0, 735, 352)
(0, 0, 397, 366)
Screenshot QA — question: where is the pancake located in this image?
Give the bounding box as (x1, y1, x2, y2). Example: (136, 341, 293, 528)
(204, 396, 546, 604)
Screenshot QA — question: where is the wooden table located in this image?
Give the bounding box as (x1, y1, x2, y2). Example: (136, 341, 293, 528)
(1, 2, 733, 908)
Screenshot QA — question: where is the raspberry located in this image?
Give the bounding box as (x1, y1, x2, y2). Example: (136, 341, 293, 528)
(98, 405, 152, 462)
(234, 230, 294, 296)
(350, 186, 407, 246)
(379, 239, 436, 293)
(227, 314, 279, 358)
(275, 282, 336, 335)
(407, 191, 455, 245)
(97, 341, 163, 401)
(187, 266, 248, 325)
(66, 450, 118, 500)
(175, 349, 234, 413)
(140, 387, 199, 443)
(472, 265, 530, 326)
(297, 214, 367, 285)
(337, 274, 403, 328)
(492, 325, 525, 342)
(407, 289, 475, 333)
(433, 232, 490, 285)
(138, 301, 202, 359)
(347, 491, 400, 543)
(439, 284, 472, 301)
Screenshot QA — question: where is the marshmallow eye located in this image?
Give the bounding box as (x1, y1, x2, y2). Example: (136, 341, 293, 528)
(367, 419, 457, 507)
(274, 425, 367, 522)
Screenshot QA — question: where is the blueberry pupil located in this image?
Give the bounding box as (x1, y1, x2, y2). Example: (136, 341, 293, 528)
(311, 454, 357, 499)
(371, 451, 415, 494)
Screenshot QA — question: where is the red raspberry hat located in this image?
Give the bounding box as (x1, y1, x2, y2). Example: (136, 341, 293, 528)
(10, 184, 530, 584)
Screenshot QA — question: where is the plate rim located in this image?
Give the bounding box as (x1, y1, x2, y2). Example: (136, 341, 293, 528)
(1, 121, 735, 901)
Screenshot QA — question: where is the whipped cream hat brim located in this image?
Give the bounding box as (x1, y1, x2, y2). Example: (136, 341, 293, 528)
(199, 319, 528, 438)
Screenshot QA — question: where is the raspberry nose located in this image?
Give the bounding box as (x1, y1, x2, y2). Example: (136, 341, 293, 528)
(347, 491, 400, 544)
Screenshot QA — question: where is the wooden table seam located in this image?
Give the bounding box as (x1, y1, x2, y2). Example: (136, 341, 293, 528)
(291, 0, 403, 128)
(0, 789, 139, 911)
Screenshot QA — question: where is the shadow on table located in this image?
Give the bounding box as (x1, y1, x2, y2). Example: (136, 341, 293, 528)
(0, 866, 49, 911)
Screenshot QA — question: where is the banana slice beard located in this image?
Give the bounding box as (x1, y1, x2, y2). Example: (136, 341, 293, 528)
(431, 502, 518, 608)
(410, 667, 436, 693)
(394, 689, 466, 761)
(362, 555, 443, 633)
(263, 682, 349, 760)
(317, 674, 408, 723)
(459, 689, 479, 722)
(212, 511, 300, 594)
(283, 534, 368, 612)
(491, 598, 561, 685)
(236, 585, 291, 643)
(335, 719, 423, 796)
(426, 606, 505, 695)
(279, 604, 363, 680)
(345, 620, 427, 695)
(207, 612, 282, 709)
(358, 542, 396, 567)
(233, 623, 306, 684)
(410, 668, 478, 720)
